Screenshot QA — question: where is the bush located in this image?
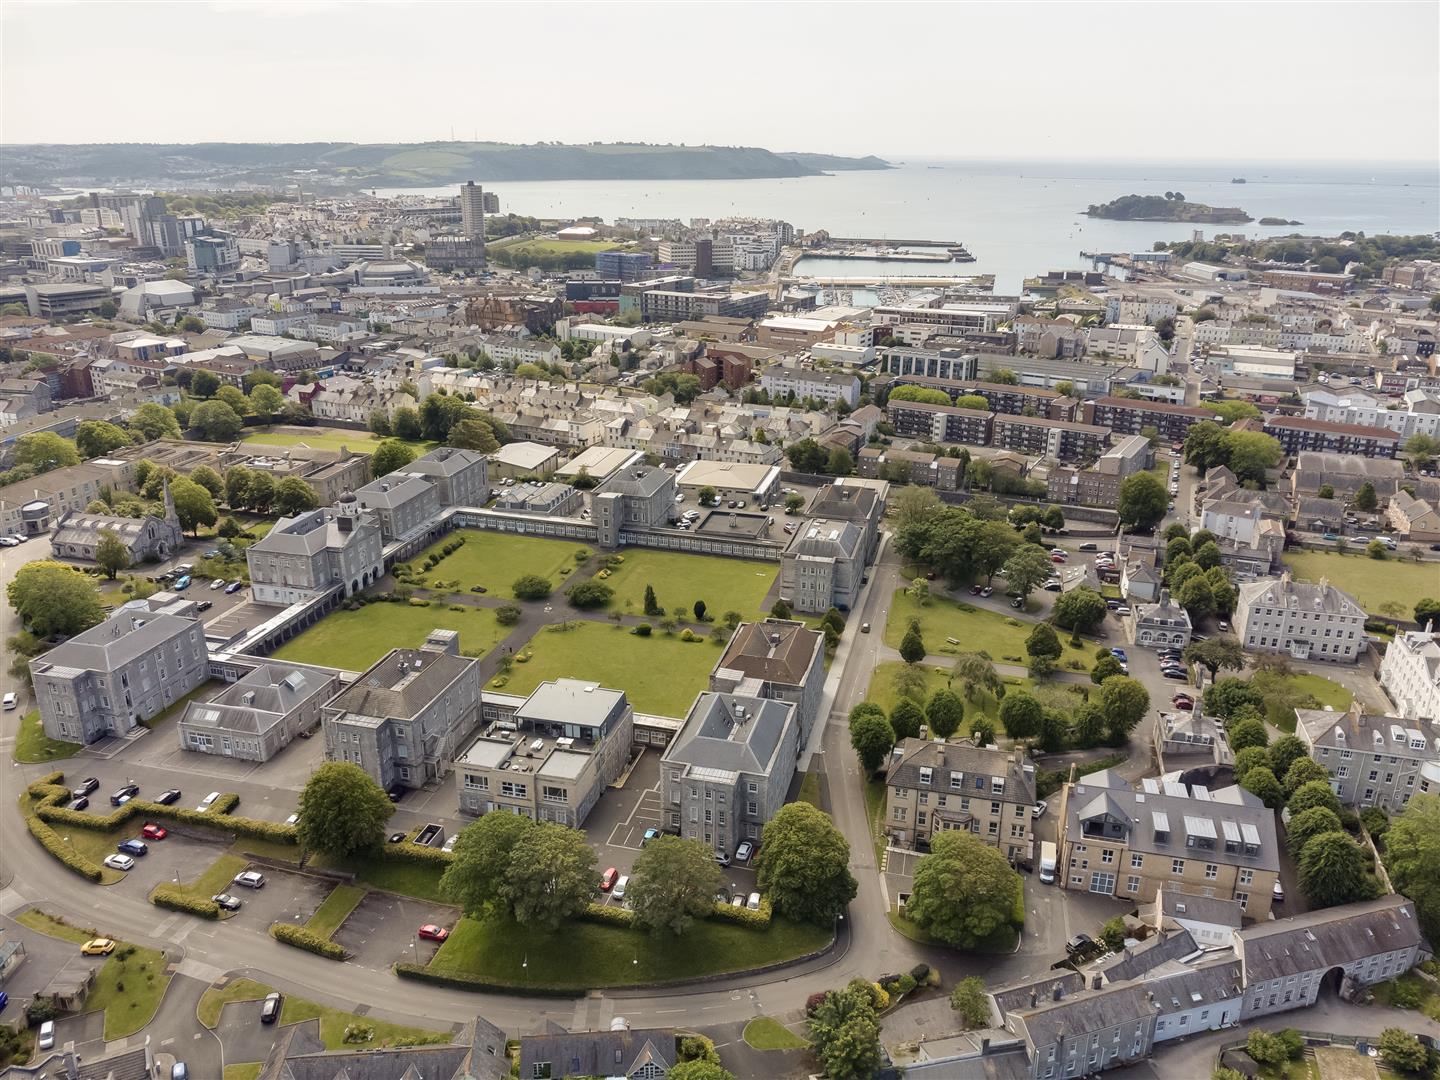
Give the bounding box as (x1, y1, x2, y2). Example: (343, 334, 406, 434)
(581, 901, 636, 927)
(379, 842, 453, 868)
(23, 799, 103, 882)
(343, 1023, 376, 1044)
(495, 604, 522, 626)
(710, 898, 773, 928)
(408, 597, 431, 607)
(151, 885, 221, 919)
(632, 623, 652, 637)
(270, 922, 348, 960)
(394, 962, 582, 997)
(512, 575, 552, 600)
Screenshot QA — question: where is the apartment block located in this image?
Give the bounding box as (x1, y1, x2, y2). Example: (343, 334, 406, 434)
(1262, 415, 1402, 459)
(1046, 434, 1153, 507)
(758, 364, 861, 408)
(992, 413, 1111, 463)
(1296, 702, 1440, 813)
(1086, 397, 1212, 445)
(354, 474, 441, 543)
(1379, 627, 1440, 722)
(1234, 574, 1366, 664)
(878, 344, 979, 383)
(856, 448, 963, 490)
(884, 738, 1036, 861)
(885, 398, 994, 445)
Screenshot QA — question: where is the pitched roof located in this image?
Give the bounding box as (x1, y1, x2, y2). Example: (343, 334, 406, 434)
(663, 692, 796, 777)
(713, 619, 824, 687)
(1237, 895, 1423, 982)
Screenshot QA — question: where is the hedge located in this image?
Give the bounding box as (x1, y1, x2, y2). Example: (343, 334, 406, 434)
(379, 843, 453, 868)
(581, 902, 635, 927)
(393, 962, 582, 998)
(151, 885, 220, 920)
(710, 898, 773, 928)
(271, 922, 348, 960)
(22, 799, 103, 882)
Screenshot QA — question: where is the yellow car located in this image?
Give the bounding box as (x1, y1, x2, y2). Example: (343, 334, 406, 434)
(80, 938, 116, 956)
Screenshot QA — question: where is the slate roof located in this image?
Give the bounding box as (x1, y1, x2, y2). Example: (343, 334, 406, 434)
(1009, 982, 1156, 1052)
(1237, 576, 1365, 620)
(1091, 929, 1198, 984)
(520, 1026, 676, 1080)
(787, 518, 864, 560)
(258, 1015, 508, 1080)
(664, 692, 796, 778)
(326, 648, 475, 722)
(1152, 887, 1244, 932)
(182, 664, 334, 737)
(888, 738, 1035, 802)
(251, 506, 377, 558)
(990, 971, 1085, 1019)
(1237, 895, 1423, 982)
(1295, 702, 1438, 758)
(714, 619, 824, 687)
(34, 608, 198, 674)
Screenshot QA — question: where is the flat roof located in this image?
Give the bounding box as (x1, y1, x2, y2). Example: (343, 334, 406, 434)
(556, 445, 639, 480)
(673, 460, 779, 491)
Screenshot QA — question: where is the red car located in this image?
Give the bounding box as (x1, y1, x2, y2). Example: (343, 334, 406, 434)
(1050, 553, 1066, 563)
(417, 924, 449, 942)
(140, 823, 168, 840)
(599, 867, 619, 892)
(1173, 697, 1195, 711)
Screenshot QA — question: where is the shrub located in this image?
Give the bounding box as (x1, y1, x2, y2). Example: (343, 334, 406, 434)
(271, 922, 348, 960)
(632, 623, 652, 637)
(512, 575, 552, 600)
(380, 842, 453, 868)
(710, 898, 773, 928)
(409, 597, 431, 607)
(151, 885, 221, 919)
(495, 604, 522, 626)
(581, 901, 636, 927)
(343, 1023, 376, 1044)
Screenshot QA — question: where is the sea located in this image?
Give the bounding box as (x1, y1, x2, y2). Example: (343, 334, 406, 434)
(376, 160, 1439, 293)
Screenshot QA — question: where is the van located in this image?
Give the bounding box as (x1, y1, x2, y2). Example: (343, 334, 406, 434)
(196, 791, 222, 812)
(613, 875, 629, 899)
(1039, 841, 1057, 885)
(1078, 542, 1097, 551)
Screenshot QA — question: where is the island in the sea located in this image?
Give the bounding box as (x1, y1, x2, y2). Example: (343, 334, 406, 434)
(1258, 217, 1303, 226)
(1084, 193, 1255, 224)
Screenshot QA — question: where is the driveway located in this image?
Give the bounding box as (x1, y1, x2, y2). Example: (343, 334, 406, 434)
(332, 892, 458, 971)
(214, 999, 286, 1065)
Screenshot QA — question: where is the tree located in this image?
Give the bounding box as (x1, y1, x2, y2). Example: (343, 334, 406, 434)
(1233, 746, 1270, 782)
(1377, 1029, 1428, 1075)
(1175, 575, 1216, 619)
(14, 432, 80, 472)
(221, 467, 251, 510)
(247, 383, 284, 424)
(420, 392, 473, 441)
(643, 584, 663, 616)
(189, 400, 245, 442)
(1192, 540, 1221, 570)
(1229, 718, 1269, 752)
(498, 822, 596, 930)
(1118, 472, 1167, 529)
(1288, 779, 1342, 817)
(755, 802, 857, 925)
(1025, 623, 1062, 662)
(1003, 545, 1055, 604)
(368, 410, 393, 437)
(440, 813, 533, 917)
(899, 620, 927, 664)
(1299, 831, 1375, 907)
(94, 529, 130, 580)
(370, 439, 416, 478)
(888, 699, 924, 741)
(1184, 637, 1243, 679)
(1245, 1031, 1290, 1068)
(295, 762, 394, 858)
(669, 1063, 735, 1080)
(130, 402, 182, 441)
(166, 477, 216, 535)
(626, 835, 724, 936)
(1183, 420, 1231, 474)
(1382, 794, 1440, 948)
(785, 438, 828, 473)
(808, 983, 882, 1080)
(1052, 587, 1107, 634)
(449, 417, 500, 452)
(393, 406, 423, 441)
(190, 369, 220, 399)
(1354, 480, 1378, 512)
(826, 447, 854, 476)
(998, 691, 1043, 739)
(951, 652, 1002, 701)
(1266, 735, 1307, 780)
(1285, 806, 1343, 860)
(1226, 430, 1283, 485)
(850, 712, 895, 772)
(906, 830, 1022, 948)
(1204, 678, 1265, 720)
(893, 486, 941, 530)
(1318, 483, 1335, 499)
(246, 470, 274, 512)
(1366, 539, 1387, 560)
(1282, 757, 1331, 797)
(1414, 598, 1440, 627)
(888, 384, 953, 406)
(74, 420, 132, 459)
(770, 599, 792, 620)
(513, 575, 553, 600)
(566, 580, 612, 609)
(217, 516, 243, 539)
(950, 976, 989, 1028)
(783, 492, 805, 514)
(8, 561, 104, 637)
(1099, 676, 1150, 738)
(926, 688, 965, 740)
(272, 476, 318, 516)
(1090, 654, 1124, 684)
(1240, 765, 1284, 808)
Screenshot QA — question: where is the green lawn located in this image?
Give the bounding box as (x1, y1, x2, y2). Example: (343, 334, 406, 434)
(407, 529, 583, 594)
(308, 852, 448, 904)
(14, 709, 82, 763)
(884, 590, 1093, 671)
(865, 661, 1024, 735)
(198, 977, 272, 1028)
(158, 853, 249, 909)
(743, 1016, 808, 1050)
(305, 884, 367, 939)
(1282, 549, 1439, 615)
(797, 771, 822, 809)
(490, 237, 624, 257)
(17, 909, 170, 1040)
(498, 621, 718, 715)
(198, 976, 449, 1050)
(240, 428, 438, 455)
(224, 1066, 263, 1080)
(272, 602, 508, 670)
(427, 913, 830, 989)
(598, 550, 779, 619)
(1253, 669, 1354, 733)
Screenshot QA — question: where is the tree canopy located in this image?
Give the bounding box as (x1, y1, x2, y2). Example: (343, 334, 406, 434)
(7, 560, 105, 637)
(296, 762, 394, 858)
(627, 835, 724, 936)
(905, 830, 1022, 948)
(755, 802, 857, 925)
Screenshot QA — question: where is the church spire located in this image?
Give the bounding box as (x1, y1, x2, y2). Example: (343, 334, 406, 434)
(162, 479, 178, 527)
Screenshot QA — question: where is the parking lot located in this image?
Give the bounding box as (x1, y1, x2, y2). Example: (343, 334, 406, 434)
(214, 998, 284, 1065)
(333, 892, 458, 970)
(221, 864, 332, 928)
(108, 830, 234, 895)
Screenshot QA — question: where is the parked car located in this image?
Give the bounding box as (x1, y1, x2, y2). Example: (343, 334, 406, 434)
(1065, 932, 1095, 955)
(212, 893, 242, 911)
(260, 992, 283, 1024)
(735, 840, 755, 863)
(38, 1020, 55, 1050)
(613, 875, 630, 899)
(1043, 581, 1063, 592)
(386, 784, 405, 803)
(0, 537, 18, 548)
(861, 621, 872, 632)
(210, 578, 227, 590)
(714, 851, 731, 867)
(104, 854, 135, 871)
(196, 791, 222, 812)
(141, 823, 168, 840)
(1050, 553, 1066, 563)
(980, 586, 993, 597)
(746, 892, 761, 911)
(68, 796, 89, 811)
(81, 938, 116, 956)
(970, 585, 983, 595)
(74, 777, 100, 797)
(418, 924, 449, 942)
(1110, 648, 1127, 661)
(1115, 606, 1132, 616)
(154, 789, 182, 805)
(1273, 880, 1285, 903)
(642, 827, 660, 845)
(600, 867, 619, 892)
(196, 600, 213, 612)
(1, 692, 14, 711)
(225, 581, 244, 594)
(1162, 668, 1188, 680)
(1173, 698, 1195, 711)
(171, 1062, 189, 1080)
(110, 783, 140, 806)
(1032, 800, 1048, 818)
(233, 870, 266, 889)
(173, 575, 191, 590)
(285, 813, 300, 826)
(1078, 542, 1097, 551)
(388, 832, 406, 843)
(117, 839, 148, 856)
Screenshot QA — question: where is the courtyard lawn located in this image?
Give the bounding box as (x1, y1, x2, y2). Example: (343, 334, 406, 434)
(1282, 549, 1439, 615)
(864, 661, 1023, 735)
(272, 602, 508, 670)
(884, 590, 1093, 672)
(598, 550, 779, 619)
(406, 529, 582, 595)
(426, 912, 831, 990)
(498, 622, 717, 715)
(1254, 669, 1354, 733)
(240, 428, 438, 455)
(15, 709, 81, 763)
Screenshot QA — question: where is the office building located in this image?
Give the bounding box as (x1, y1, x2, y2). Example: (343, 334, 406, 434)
(709, 618, 826, 746)
(245, 497, 384, 607)
(185, 230, 241, 275)
(458, 181, 487, 239)
(884, 739, 1036, 861)
(1233, 573, 1366, 664)
(178, 662, 339, 763)
(595, 250, 653, 281)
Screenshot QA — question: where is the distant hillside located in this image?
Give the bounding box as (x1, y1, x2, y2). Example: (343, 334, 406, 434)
(1085, 193, 1254, 224)
(0, 141, 891, 190)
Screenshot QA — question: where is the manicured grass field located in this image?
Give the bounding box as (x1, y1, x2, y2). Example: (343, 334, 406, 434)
(408, 529, 583, 594)
(490, 237, 624, 257)
(198, 976, 449, 1050)
(15, 709, 82, 763)
(498, 622, 718, 715)
(305, 884, 367, 939)
(864, 661, 1024, 735)
(884, 590, 1093, 671)
(743, 1016, 808, 1050)
(427, 912, 831, 989)
(1282, 549, 1439, 615)
(240, 428, 438, 455)
(598, 550, 779, 619)
(1254, 669, 1355, 733)
(308, 852, 448, 904)
(272, 602, 508, 669)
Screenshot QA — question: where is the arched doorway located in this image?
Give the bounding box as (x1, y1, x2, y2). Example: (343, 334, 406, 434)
(1319, 966, 1346, 999)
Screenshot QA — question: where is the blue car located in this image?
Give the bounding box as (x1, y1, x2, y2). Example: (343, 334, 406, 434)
(225, 581, 244, 594)
(1110, 648, 1128, 661)
(642, 828, 660, 845)
(117, 838, 149, 856)
(173, 575, 191, 591)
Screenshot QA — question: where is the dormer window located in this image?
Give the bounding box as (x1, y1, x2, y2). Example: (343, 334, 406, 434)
(919, 767, 933, 786)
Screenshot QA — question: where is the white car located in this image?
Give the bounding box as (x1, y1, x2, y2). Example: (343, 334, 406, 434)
(442, 834, 458, 853)
(104, 853, 135, 871)
(0, 536, 18, 548)
(2, 692, 16, 710)
(210, 578, 227, 590)
(233, 870, 266, 889)
(196, 791, 222, 812)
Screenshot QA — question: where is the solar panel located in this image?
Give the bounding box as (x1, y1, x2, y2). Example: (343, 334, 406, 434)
(1240, 822, 1262, 846)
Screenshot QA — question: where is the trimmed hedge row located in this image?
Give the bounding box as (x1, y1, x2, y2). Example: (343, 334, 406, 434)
(393, 962, 582, 998)
(21, 798, 103, 883)
(379, 843, 453, 868)
(270, 922, 348, 960)
(711, 897, 773, 928)
(581, 902, 635, 927)
(151, 885, 220, 920)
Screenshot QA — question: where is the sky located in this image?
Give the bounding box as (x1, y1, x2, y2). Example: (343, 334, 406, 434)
(3, 1, 1437, 164)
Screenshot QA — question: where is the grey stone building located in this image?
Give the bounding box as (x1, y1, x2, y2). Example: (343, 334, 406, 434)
(354, 473, 441, 543)
(322, 629, 481, 791)
(779, 516, 866, 614)
(1234, 573, 1367, 664)
(593, 464, 677, 545)
(884, 739, 1036, 860)
(178, 662, 339, 762)
(50, 480, 183, 564)
(246, 497, 383, 607)
(520, 1025, 675, 1080)
(709, 618, 826, 746)
(1295, 702, 1440, 813)
(661, 692, 799, 858)
(30, 596, 208, 744)
(1126, 590, 1192, 650)
(398, 446, 490, 507)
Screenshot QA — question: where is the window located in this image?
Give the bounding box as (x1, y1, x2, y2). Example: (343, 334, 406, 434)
(1171, 859, 1185, 875)
(919, 767, 933, 786)
(1127, 875, 1140, 893)
(1131, 853, 1144, 869)
(1101, 849, 1114, 864)
(1239, 869, 1253, 886)
(1205, 863, 1218, 880)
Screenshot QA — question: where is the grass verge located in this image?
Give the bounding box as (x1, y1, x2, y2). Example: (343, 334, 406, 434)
(797, 771, 822, 810)
(272, 602, 507, 670)
(305, 884, 367, 939)
(224, 1066, 263, 1080)
(197, 977, 449, 1050)
(743, 1016, 808, 1050)
(198, 978, 272, 1028)
(14, 709, 81, 763)
(160, 853, 248, 907)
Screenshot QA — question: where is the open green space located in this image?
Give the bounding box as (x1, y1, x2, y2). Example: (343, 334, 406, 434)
(305, 884, 367, 940)
(489, 236, 624, 257)
(1253, 669, 1354, 733)
(308, 852, 449, 904)
(198, 976, 449, 1050)
(865, 661, 1023, 736)
(240, 428, 438, 455)
(272, 602, 507, 670)
(598, 550, 779, 619)
(498, 621, 717, 715)
(14, 709, 82, 763)
(884, 590, 1093, 671)
(17, 909, 170, 1040)
(409, 529, 582, 594)
(743, 1016, 808, 1050)
(20, 793, 128, 884)
(427, 912, 830, 989)
(1282, 549, 1438, 615)
(224, 1066, 263, 1080)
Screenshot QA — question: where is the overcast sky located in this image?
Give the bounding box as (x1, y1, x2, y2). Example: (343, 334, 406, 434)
(4, 1, 1436, 163)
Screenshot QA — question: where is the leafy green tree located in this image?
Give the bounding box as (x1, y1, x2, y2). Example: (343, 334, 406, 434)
(1118, 472, 1167, 529)
(1377, 1028, 1428, 1075)
(1266, 735, 1307, 780)
(1354, 481, 1378, 512)
(906, 831, 1022, 948)
(949, 976, 989, 1028)
(74, 420, 132, 458)
(1245, 1030, 1289, 1068)
(449, 417, 501, 452)
(273, 476, 318, 516)
(168, 476, 217, 535)
(808, 983, 882, 1080)
(246, 383, 283, 424)
(888, 699, 924, 741)
(296, 762, 394, 858)
(1003, 545, 1054, 603)
(190, 369, 220, 398)
(826, 448, 854, 476)
(951, 652, 1003, 702)
(848, 702, 887, 727)
(1101, 914, 1128, 950)
(8, 561, 105, 637)
(925, 688, 965, 740)
(189, 400, 245, 442)
(784, 438, 828, 473)
(420, 392, 472, 441)
(627, 836, 724, 936)
(1225, 430, 1283, 485)
(888, 384, 953, 405)
(566, 580, 612, 609)
(850, 712, 895, 773)
(1183, 420, 1231, 473)
(1229, 718, 1269, 752)
(14, 432, 80, 472)
(223, 466, 253, 509)
(998, 691, 1043, 739)
(1280, 758, 1330, 799)
(130, 402, 182, 441)
(1299, 831, 1376, 907)
(1286, 806, 1343, 860)
(94, 529, 130, 580)
(370, 439, 416, 478)
(1232, 746, 1270, 782)
(1090, 654, 1124, 684)
(1025, 623, 1062, 662)
(440, 812, 533, 917)
(899, 620, 927, 664)
(1240, 766, 1284, 809)
(513, 575, 553, 600)
(1176, 575, 1216, 619)
(1381, 794, 1440, 948)
(1414, 598, 1440, 627)
(246, 470, 274, 511)
(1288, 779, 1342, 817)
(755, 802, 857, 925)
(783, 493, 805, 514)
(668, 1062, 735, 1080)
(1053, 587, 1107, 633)
(1099, 676, 1150, 738)
(1204, 678, 1265, 720)
(393, 406, 423, 440)
(498, 822, 597, 930)
(368, 410, 393, 437)
(1184, 637, 1243, 679)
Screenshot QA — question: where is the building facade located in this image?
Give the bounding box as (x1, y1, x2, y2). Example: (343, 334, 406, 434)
(1234, 574, 1367, 664)
(246, 498, 384, 607)
(1379, 627, 1440, 722)
(1296, 703, 1440, 813)
(884, 738, 1037, 861)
